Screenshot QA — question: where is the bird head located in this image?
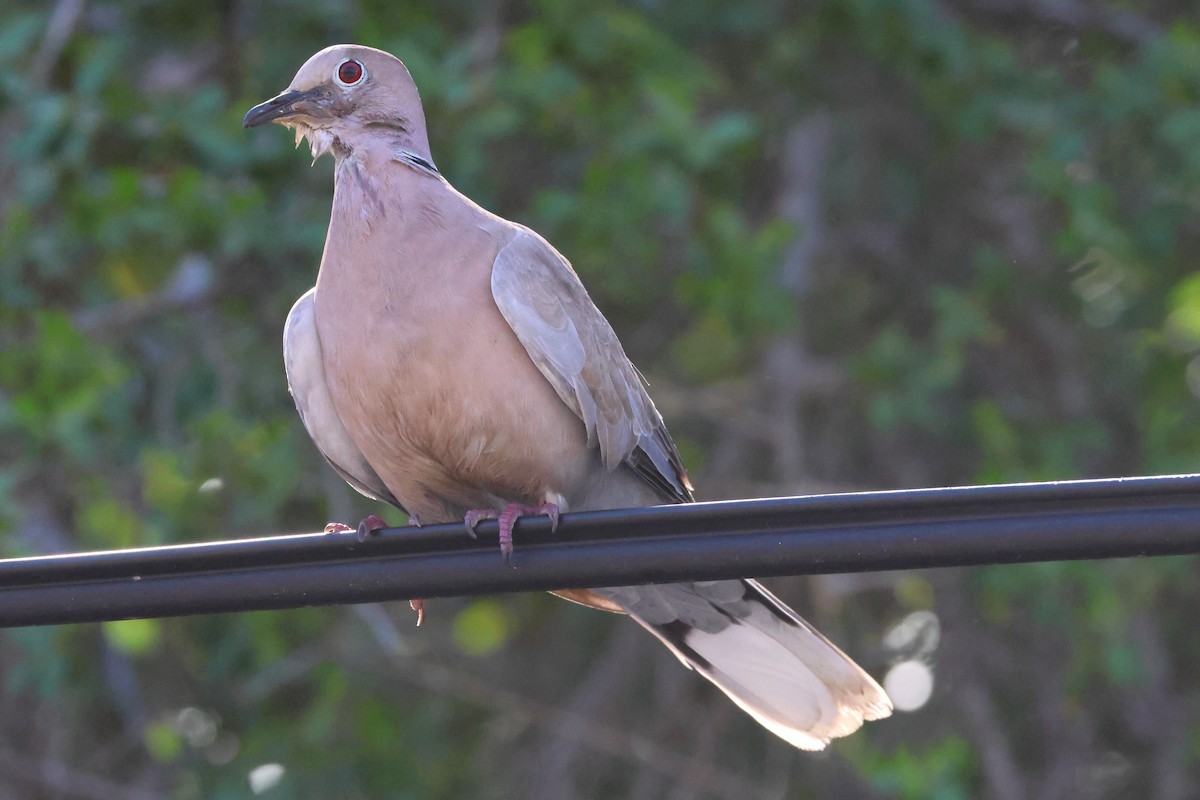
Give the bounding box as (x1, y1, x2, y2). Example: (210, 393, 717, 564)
(243, 44, 431, 163)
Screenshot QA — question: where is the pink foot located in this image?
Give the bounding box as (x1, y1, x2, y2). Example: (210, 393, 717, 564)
(464, 503, 560, 565)
(355, 514, 387, 542)
(323, 515, 387, 542)
(326, 515, 425, 624)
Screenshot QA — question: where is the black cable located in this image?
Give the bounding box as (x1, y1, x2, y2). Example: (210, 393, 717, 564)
(2, 473, 1199, 627)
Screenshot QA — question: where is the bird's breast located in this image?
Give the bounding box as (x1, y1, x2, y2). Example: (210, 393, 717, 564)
(312, 225, 591, 521)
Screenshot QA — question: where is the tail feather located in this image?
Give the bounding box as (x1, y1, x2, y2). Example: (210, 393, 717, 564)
(595, 579, 892, 750)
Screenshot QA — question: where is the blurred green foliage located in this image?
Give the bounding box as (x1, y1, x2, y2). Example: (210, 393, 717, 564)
(1, 0, 1200, 797)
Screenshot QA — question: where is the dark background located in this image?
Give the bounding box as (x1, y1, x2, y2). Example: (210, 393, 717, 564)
(1, 1, 1198, 797)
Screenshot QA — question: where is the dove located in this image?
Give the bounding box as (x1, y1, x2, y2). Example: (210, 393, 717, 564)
(244, 44, 891, 749)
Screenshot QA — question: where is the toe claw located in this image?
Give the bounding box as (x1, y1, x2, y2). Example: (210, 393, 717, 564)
(463, 509, 495, 538)
(324, 522, 354, 535)
(542, 503, 560, 533)
(410, 598, 425, 627)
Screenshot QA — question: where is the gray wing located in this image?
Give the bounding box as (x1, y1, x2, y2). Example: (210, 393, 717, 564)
(284, 288, 403, 509)
(490, 229, 692, 503)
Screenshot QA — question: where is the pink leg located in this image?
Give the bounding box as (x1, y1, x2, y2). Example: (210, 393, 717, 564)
(463, 502, 560, 565)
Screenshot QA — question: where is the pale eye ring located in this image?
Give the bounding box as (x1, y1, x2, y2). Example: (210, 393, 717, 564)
(335, 59, 365, 87)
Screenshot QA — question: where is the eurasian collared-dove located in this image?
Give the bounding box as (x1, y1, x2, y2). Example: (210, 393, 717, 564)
(244, 44, 892, 750)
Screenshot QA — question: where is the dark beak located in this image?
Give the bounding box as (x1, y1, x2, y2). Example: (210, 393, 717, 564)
(243, 87, 326, 129)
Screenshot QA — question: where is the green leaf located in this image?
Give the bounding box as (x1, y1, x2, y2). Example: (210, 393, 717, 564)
(103, 618, 162, 656)
(452, 599, 511, 657)
(143, 719, 183, 761)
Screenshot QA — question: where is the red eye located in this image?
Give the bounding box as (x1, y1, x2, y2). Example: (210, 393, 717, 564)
(336, 59, 363, 86)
